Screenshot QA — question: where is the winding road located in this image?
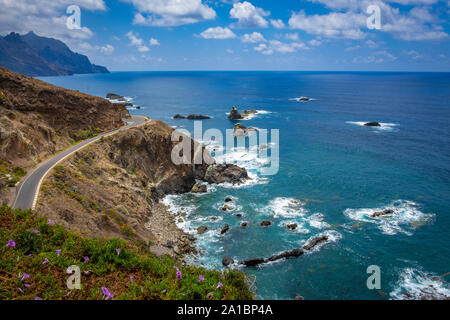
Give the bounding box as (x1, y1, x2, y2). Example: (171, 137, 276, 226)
(13, 115, 148, 210)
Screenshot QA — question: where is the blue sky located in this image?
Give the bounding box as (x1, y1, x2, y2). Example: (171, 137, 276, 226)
(1, 0, 449, 71)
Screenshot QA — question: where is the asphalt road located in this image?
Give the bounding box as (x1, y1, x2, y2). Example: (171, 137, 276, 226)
(12, 115, 148, 210)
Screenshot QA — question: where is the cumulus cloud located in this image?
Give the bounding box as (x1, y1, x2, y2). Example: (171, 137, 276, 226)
(230, 1, 270, 28)
(100, 44, 114, 54)
(270, 19, 285, 29)
(126, 31, 150, 52)
(241, 32, 266, 43)
(126, 0, 216, 27)
(0, 0, 105, 43)
(254, 40, 308, 55)
(200, 27, 236, 39)
(149, 38, 160, 46)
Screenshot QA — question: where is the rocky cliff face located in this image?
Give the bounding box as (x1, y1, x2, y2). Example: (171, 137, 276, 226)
(36, 120, 248, 258)
(0, 67, 129, 204)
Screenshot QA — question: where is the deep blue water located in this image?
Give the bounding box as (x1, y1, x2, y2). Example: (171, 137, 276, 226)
(42, 71, 450, 300)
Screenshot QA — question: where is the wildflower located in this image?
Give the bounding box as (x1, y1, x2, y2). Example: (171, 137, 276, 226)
(48, 219, 53, 226)
(216, 282, 223, 289)
(32, 229, 40, 234)
(177, 271, 182, 280)
(56, 249, 61, 257)
(17, 288, 23, 293)
(130, 276, 134, 284)
(34, 297, 42, 300)
(173, 266, 180, 272)
(6, 239, 15, 247)
(115, 248, 120, 256)
(42, 258, 49, 265)
(198, 275, 205, 283)
(20, 273, 30, 282)
(101, 287, 114, 300)
(84, 256, 89, 263)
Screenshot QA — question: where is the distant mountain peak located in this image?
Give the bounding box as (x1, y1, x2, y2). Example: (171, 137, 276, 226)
(0, 32, 109, 77)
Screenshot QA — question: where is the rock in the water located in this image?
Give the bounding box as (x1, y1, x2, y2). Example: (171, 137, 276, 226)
(261, 221, 272, 227)
(222, 256, 234, 267)
(364, 122, 381, 127)
(303, 236, 328, 250)
(371, 209, 394, 218)
(106, 93, 124, 100)
(204, 164, 249, 185)
(243, 258, 266, 267)
(221, 224, 230, 234)
(173, 114, 186, 119)
(228, 106, 243, 120)
(197, 226, 208, 235)
(187, 114, 211, 120)
(268, 248, 303, 261)
(225, 197, 233, 202)
(241, 222, 248, 228)
(233, 123, 257, 137)
(191, 182, 207, 193)
(299, 97, 310, 102)
(236, 213, 243, 218)
(295, 296, 304, 300)
(287, 223, 298, 230)
(222, 204, 234, 211)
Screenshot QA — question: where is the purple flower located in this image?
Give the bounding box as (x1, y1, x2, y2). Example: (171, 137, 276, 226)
(198, 275, 205, 283)
(177, 271, 182, 280)
(101, 287, 114, 300)
(24, 284, 32, 288)
(56, 249, 61, 257)
(17, 287, 23, 293)
(48, 219, 53, 226)
(130, 276, 134, 284)
(173, 266, 180, 272)
(42, 258, 49, 265)
(32, 229, 40, 234)
(216, 282, 223, 289)
(84, 256, 89, 263)
(34, 297, 42, 300)
(6, 239, 15, 247)
(20, 273, 30, 282)
(115, 248, 120, 256)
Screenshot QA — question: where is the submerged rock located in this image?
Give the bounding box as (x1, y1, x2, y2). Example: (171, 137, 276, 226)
(261, 221, 272, 227)
(197, 226, 208, 235)
(364, 122, 381, 127)
(204, 164, 249, 185)
(242, 258, 266, 267)
(173, 114, 186, 119)
(221, 224, 230, 234)
(371, 209, 394, 218)
(187, 114, 211, 120)
(222, 256, 234, 267)
(241, 222, 248, 228)
(268, 248, 303, 262)
(287, 223, 298, 230)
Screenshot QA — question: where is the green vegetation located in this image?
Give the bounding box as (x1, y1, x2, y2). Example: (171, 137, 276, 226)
(72, 127, 102, 142)
(0, 206, 253, 300)
(0, 160, 27, 188)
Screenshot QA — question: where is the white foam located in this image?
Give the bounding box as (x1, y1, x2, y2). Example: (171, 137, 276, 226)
(107, 96, 134, 104)
(343, 200, 434, 236)
(290, 97, 316, 102)
(266, 197, 307, 218)
(390, 268, 450, 300)
(301, 230, 342, 254)
(346, 121, 399, 132)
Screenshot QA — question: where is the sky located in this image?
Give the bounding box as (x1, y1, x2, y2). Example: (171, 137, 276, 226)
(0, 0, 449, 71)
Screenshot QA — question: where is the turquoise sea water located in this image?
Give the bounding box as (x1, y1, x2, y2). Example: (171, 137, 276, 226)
(42, 71, 450, 300)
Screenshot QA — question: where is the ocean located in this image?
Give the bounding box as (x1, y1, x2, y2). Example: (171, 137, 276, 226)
(41, 71, 450, 300)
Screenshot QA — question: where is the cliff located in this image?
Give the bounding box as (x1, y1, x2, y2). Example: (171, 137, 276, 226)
(0, 32, 109, 77)
(0, 67, 129, 204)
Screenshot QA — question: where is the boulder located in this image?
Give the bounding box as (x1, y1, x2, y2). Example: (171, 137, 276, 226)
(371, 209, 394, 218)
(225, 197, 233, 202)
(287, 223, 298, 230)
(197, 226, 208, 235)
(299, 97, 310, 102)
(233, 123, 257, 137)
(242, 258, 266, 267)
(204, 164, 249, 185)
(221, 224, 230, 234)
(173, 114, 186, 119)
(241, 222, 248, 228)
(236, 213, 243, 218)
(261, 221, 272, 227)
(268, 248, 303, 262)
(364, 122, 381, 127)
(228, 106, 243, 120)
(222, 256, 234, 267)
(222, 204, 234, 211)
(303, 236, 328, 251)
(191, 182, 207, 193)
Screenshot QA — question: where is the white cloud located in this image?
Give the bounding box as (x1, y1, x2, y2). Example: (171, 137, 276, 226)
(230, 1, 270, 28)
(270, 19, 285, 29)
(149, 38, 160, 46)
(365, 40, 379, 48)
(200, 27, 236, 39)
(404, 50, 424, 59)
(126, 31, 150, 52)
(309, 39, 322, 46)
(254, 40, 308, 55)
(126, 0, 216, 27)
(285, 33, 300, 41)
(241, 32, 266, 43)
(289, 10, 367, 40)
(100, 44, 114, 54)
(226, 49, 234, 54)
